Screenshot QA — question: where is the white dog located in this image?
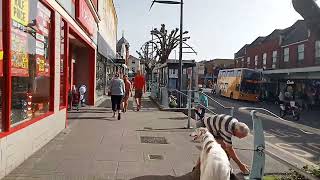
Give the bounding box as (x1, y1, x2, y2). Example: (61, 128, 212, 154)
(190, 128, 231, 180)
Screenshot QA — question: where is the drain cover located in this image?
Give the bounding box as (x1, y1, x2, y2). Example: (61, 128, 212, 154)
(148, 154, 164, 160)
(140, 136, 168, 144)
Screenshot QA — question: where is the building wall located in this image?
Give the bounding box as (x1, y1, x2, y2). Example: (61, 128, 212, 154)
(98, 0, 118, 53)
(0, 13, 66, 178)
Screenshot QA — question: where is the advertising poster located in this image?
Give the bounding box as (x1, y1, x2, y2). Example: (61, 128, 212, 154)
(77, 0, 95, 35)
(11, 29, 29, 77)
(11, 0, 29, 26)
(35, 2, 50, 77)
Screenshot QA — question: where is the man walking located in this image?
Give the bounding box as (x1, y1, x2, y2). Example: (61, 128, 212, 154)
(133, 70, 145, 111)
(195, 114, 250, 174)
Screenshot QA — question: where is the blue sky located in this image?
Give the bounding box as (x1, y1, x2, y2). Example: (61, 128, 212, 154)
(114, 0, 303, 61)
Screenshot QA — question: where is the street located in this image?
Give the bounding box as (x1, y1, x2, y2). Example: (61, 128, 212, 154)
(202, 88, 320, 167)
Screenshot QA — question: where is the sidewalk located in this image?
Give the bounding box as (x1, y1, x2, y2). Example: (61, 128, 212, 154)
(4, 96, 288, 180)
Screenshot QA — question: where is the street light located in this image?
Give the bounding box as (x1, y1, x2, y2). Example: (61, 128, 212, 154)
(150, 0, 184, 107)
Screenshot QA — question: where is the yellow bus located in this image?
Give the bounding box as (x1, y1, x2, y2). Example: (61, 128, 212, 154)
(217, 68, 262, 102)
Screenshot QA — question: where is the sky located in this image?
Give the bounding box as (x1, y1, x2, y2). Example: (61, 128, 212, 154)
(114, 0, 304, 61)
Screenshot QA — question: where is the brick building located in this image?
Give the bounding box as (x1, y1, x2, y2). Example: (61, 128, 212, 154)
(235, 19, 320, 104)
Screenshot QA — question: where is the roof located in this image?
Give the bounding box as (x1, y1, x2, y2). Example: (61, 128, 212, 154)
(234, 44, 248, 58)
(116, 37, 130, 53)
(249, 36, 266, 47)
(281, 20, 309, 46)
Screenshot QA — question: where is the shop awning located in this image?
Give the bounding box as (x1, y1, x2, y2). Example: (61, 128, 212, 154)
(263, 66, 320, 74)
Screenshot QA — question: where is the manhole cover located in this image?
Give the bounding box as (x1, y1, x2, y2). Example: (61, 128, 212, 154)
(148, 154, 164, 160)
(140, 136, 168, 144)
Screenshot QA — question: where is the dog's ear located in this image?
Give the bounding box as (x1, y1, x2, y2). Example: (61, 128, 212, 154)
(199, 128, 207, 136)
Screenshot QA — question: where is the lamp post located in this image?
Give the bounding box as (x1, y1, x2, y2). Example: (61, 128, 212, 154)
(150, 0, 184, 106)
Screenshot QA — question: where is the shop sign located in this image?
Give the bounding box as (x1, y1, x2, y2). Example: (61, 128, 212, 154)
(35, 2, 50, 77)
(287, 80, 294, 85)
(11, 29, 29, 77)
(11, 0, 29, 26)
(76, 0, 95, 35)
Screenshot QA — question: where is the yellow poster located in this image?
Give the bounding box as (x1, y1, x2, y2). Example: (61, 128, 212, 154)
(0, 51, 3, 60)
(11, 0, 29, 26)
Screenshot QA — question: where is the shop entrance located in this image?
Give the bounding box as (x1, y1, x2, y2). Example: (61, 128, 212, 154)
(67, 31, 95, 108)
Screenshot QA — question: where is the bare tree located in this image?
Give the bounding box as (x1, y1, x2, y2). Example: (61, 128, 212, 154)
(151, 24, 189, 63)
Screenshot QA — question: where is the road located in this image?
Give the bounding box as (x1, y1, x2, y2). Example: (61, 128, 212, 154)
(202, 89, 320, 167)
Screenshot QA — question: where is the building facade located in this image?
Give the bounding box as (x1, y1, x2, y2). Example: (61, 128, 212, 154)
(235, 20, 320, 105)
(0, 0, 117, 177)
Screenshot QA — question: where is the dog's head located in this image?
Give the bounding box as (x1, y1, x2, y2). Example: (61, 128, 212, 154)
(190, 128, 208, 142)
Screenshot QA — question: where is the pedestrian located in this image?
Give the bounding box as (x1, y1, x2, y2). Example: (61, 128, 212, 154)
(109, 73, 125, 120)
(195, 88, 208, 124)
(71, 85, 80, 111)
(194, 114, 250, 174)
(133, 70, 146, 111)
(122, 74, 132, 113)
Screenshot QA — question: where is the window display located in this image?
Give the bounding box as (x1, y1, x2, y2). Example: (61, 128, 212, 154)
(11, 0, 52, 125)
(60, 19, 66, 107)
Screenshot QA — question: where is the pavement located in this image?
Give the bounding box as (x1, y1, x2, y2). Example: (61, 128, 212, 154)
(4, 94, 288, 180)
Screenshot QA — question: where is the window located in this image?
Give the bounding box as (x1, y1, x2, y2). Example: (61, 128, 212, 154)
(11, 0, 53, 125)
(236, 70, 242, 77)
(262, 53, 267, 69)
(298, 44, 304, 62)
(60, 19, 66, 107)
(254, 55, 258, 68)
(247, 57, 250, 67)
(315, 41, 320, 63)
(284, 48, 290, 62)
(0, 0, 3, 129)
(272, 51, 277, 69)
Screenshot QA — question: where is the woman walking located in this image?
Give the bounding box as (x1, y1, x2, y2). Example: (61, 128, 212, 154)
(109, 73, 125, 120)
(123, 75, 132, 112)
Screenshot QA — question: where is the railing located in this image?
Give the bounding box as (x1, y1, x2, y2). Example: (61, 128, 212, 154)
(199, 91, 234, 116)
(238, 107, 319, 180)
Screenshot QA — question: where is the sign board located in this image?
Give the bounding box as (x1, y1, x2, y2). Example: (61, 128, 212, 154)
(169, 69, 178, 78)
(11, 0, 29, 26)
(11, 29, 29, 77)
(76, 0, 95, 35)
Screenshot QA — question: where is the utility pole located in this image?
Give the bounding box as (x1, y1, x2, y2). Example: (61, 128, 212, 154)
(178, 0, 183, 107)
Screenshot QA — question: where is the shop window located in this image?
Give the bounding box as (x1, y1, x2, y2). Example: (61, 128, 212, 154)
(315, 41, 320, 63)
(284, 47, 289, 62)
(11, 0, 52, 125)
(298, 44, 304, 62)
(272, 51, 277, 69)
(60, 19, 66, 107)
(0, 0, 3, 129)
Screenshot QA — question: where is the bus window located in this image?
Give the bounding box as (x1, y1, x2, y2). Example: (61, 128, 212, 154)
(236, 70, 242, 77)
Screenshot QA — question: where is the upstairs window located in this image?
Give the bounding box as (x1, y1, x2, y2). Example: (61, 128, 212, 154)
(254, 55, 258, 68)
(247, 57, 250, 67)
(284, 48, 290, 62)
(298, 44, 304, 62)
(272, 51, 277, 69)
(262, 53, 267, 69)
(315, 41, 320, 64)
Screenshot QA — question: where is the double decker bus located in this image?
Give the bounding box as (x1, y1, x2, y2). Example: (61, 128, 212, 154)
(217, 68, 262, 102)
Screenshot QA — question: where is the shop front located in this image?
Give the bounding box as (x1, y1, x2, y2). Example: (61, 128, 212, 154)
(0, 0, 99, 177)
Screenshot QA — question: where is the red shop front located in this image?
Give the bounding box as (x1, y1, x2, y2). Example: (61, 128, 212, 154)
(0, 0, 98, 177)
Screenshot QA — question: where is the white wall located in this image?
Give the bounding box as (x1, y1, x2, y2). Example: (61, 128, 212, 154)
(0, 13, 66, 179)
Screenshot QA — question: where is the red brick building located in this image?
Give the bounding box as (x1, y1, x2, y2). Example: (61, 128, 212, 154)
(235, 20, 320, 104)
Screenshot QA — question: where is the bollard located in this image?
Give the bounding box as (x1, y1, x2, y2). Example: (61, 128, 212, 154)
(230, 107, 234, 117)
(249, 110, 265, 180)
(187, 90, 192, 129)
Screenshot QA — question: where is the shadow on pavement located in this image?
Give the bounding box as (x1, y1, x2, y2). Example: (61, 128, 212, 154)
(130, 170, 199, 180)
(68, 116, 117, 121)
